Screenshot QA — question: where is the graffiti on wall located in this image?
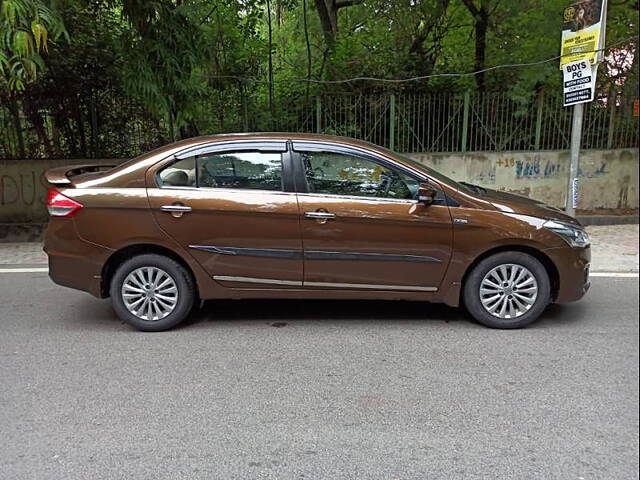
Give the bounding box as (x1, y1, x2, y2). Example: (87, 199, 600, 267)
(508, 158, 563, 179)
(578, 161, 608, 178)
(0, 171, 48, 207)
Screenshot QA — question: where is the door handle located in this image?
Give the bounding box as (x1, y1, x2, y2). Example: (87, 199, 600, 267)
(160, 205, 192, 213)
(304, 211, 336, 219)
(160, 204, 192, 218)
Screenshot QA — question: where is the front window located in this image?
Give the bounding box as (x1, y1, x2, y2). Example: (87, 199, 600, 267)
(158, 151, 283, 191)
(300, 151, 419, 200)
(382, 148, 476, 195)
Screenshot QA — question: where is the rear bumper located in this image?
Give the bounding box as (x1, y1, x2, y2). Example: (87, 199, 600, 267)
(544, 245, 591, 303)
(43, 219, 112, 298)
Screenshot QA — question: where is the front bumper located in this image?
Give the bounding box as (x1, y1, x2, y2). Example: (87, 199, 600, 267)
(544, 245, 591, 303)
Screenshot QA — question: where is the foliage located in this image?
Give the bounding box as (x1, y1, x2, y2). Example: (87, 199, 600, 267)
(0, 0, 637, 157)
(0, 0, 67, 90)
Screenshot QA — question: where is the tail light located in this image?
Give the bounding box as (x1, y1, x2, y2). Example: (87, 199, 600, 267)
(47, 188, 83, 217)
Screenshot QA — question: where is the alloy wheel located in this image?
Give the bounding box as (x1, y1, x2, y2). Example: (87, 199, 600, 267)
(121, 266, 179, 321)
(479, 263, 538, 319)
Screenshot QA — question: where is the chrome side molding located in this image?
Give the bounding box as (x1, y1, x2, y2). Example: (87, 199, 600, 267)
(214, 276, 303, 287)
(191, 245, 301, 259)
(304, 281, 437, 292)
(213, 275, 437, 292)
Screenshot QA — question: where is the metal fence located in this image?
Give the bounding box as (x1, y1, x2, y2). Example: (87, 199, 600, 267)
(1, 90, 637, 159)
(318, 92, 638, 153)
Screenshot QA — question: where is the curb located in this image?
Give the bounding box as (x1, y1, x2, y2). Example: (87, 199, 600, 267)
(577, 215, 639, 226)
(0, 223, 47, 243)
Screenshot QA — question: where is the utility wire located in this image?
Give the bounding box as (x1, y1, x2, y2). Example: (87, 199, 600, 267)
(205, 35, 637, 85)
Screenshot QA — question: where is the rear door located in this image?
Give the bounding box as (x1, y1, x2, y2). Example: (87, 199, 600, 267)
(147, 141, 303, 288)
(292, 142, 453, 292)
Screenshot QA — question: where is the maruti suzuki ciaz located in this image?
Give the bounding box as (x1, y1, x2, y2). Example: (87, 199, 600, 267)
(44, 134, 591, 331)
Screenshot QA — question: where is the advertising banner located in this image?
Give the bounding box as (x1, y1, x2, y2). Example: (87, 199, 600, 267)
(560, 0, 607, 67)
(563, 60, 596, 106)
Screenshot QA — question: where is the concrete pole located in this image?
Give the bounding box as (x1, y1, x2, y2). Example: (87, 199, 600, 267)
(566, 102, 584, 216)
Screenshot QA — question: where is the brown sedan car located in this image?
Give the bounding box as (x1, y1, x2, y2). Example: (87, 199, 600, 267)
(44, 133, 590, 331)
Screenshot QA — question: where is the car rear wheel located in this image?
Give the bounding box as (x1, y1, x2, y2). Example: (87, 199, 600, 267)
(463, 252, 551, 329)
(110, 254, 196, 332)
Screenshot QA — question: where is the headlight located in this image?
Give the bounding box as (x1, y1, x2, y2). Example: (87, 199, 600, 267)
(543, 220, 590, 248)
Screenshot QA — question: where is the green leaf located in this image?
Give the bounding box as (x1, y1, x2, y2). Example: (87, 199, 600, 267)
(13, 30, 34, 55)
(31, 20, 48, 52)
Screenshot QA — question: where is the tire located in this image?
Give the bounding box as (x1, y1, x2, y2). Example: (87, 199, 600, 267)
(110, 254, 196, 332)
(463, 252, 551, 329)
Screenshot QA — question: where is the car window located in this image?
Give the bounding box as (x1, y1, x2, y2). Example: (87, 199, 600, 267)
(158, 157, 196, 187)
(299, 151, 419, 200)
(158, 151, 283, 191)
(198, 152, 282, 191)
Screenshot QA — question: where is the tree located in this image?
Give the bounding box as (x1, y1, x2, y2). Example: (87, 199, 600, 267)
(1, 0, 637, 159)
(0, 0, 66, 157)
(119, 0, 207, 140)
(314, 0, 364, 46)
(460, 0, 492, 91)
(0, 0, 67, 91)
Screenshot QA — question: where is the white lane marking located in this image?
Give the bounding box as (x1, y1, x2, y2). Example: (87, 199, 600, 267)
(0, 267, 49, 273)
(0, 268, 637, 278)
(589, 272, 638, 278)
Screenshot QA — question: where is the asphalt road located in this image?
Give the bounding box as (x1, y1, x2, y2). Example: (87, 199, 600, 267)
(0, 273, 638, 480)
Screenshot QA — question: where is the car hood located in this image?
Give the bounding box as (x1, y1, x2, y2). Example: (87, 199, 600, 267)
(481, 188, 581, 226)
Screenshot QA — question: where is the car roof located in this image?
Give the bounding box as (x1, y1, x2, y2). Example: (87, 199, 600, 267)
(165, 132, 381, 149)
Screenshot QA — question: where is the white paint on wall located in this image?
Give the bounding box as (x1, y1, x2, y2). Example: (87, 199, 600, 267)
(406, 148, 639, 211)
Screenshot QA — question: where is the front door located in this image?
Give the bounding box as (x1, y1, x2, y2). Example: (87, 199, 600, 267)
(292, 143, 453, 292)
(147, 141, 303, 288)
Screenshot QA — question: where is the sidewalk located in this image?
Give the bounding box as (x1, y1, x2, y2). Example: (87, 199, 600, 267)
(0, 225, 637, 272)
(587, 224, 639, 273)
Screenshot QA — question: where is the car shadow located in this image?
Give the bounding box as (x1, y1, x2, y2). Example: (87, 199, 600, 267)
(531, 302, 587, 329)
(180, 298, 468, 330)
(68, 296, 586, 332)
(182, 298, 587, 331)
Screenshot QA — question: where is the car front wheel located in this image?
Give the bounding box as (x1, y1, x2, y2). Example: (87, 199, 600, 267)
(110, 254, 196, 332)
(463, 252, 551, 329)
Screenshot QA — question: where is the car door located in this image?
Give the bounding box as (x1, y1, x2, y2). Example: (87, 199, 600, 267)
(147, 140, 303, 288)
(292, 141, 453, 292)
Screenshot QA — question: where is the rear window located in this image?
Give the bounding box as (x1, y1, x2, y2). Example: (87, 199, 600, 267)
(158, 151, 283, 191)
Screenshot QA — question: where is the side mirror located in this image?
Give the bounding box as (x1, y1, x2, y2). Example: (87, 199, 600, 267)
(417, 183, 437, 205)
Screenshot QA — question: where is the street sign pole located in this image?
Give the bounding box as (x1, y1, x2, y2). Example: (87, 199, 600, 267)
(560, 0, 608, 216)
(566, 102, 584, 216)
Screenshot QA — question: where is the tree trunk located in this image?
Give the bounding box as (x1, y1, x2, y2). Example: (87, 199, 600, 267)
(462, 0, 490, 91)
(7, 94, 26, 158)
(74, 102, 88, 157)
(266, 0, 275, 128)
(314, 0, 338, 46)
(314, 0, 363, 48)
(303, 0, 312, 102)
(20, 96, 55, 157)
(474, 6, 489, 91)
(408, 0, 450, 78)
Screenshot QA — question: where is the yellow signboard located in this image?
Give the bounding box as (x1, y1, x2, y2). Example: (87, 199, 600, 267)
(561, 29, 600, 65)
(560, 0, 607, 68)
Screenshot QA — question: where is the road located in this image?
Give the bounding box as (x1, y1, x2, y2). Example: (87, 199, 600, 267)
(0, 273, 638, 480)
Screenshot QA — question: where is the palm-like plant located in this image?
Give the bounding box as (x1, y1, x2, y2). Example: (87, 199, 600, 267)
(0, 0, 67, 90)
